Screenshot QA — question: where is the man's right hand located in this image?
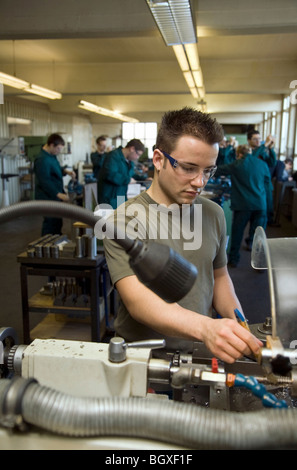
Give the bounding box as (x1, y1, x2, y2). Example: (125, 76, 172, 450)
(200, 317, 262, 364)
(265, 135, 275, 148)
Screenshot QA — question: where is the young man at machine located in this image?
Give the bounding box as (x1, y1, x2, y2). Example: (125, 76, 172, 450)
(34, 133, 76, 236)
(98, 139, 145, 209)
(102, 108, 262, 364)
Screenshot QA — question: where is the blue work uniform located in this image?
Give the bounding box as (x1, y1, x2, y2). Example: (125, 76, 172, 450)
(215, 154, 272, 266)
(97, 146, 135, 209)
(34, 148, 66, 235)
(91, 151, 108, 179)
(216, 145, 236, 166)
(252, 144, 276, 223)
(252, 144, 277, 170)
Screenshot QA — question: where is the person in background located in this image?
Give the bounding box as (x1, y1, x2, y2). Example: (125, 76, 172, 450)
(98, 139, 145, 209)
(247, 130, 276, 224)
(103, 108, 262, 364)
(215, 144, 272, 267)
(91, 135, 108, 180)
(34, 133, 76, 235)
(217, 136, 237, 166)
(247, 130, 277, 169)
(271, 158, 293, 182)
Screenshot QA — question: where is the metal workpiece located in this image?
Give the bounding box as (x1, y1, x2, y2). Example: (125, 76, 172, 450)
(147, 358, 171, 384)
(147, 353, 228, 390)
(75, 236, 83, 258)
(170, 365, 194, 389)
(260, 346, 297, 386)
(199, 370, 226, 385)
(169, 364, 226, 389)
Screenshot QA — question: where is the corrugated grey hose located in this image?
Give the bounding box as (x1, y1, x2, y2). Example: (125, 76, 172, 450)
(0, 200, 98, 227)
(1, 378, 297, 449)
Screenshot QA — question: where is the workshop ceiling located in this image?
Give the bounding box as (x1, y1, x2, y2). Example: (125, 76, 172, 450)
(0, 0, 297, 126)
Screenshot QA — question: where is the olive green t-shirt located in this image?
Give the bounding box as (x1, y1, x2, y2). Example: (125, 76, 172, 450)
(102, 191, 227, 352)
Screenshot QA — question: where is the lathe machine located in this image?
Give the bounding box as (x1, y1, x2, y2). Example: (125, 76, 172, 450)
(1, 203, 297, 449)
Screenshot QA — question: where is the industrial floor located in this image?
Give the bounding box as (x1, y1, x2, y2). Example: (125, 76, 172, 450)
(1, 209, 297, 345)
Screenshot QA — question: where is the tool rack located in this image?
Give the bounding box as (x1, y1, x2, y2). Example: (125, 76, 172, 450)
(17, 252, 108, 344)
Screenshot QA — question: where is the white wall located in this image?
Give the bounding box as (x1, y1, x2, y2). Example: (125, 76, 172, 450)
(91, 122, 122, 152)
(0, 97, 128, 206)
(71, 116, 92, 165)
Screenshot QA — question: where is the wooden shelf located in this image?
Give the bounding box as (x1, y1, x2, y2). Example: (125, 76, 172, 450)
(28, 292, 91, 316)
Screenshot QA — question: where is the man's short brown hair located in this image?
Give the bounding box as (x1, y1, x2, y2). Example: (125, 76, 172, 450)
(47, 133, 65, 147)
(126, 139, 145, 153)
(156, 107, 224, 153)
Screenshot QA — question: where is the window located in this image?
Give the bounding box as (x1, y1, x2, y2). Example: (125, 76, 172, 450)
(294, 120, 297, 170)
(271, 112, 276, 136)
(280, 96, 290, 156)
(122, 122, 157, 158)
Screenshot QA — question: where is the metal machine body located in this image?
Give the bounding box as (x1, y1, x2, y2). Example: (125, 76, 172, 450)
(2, 324, 297, 407)
(1, 321, 297, 450)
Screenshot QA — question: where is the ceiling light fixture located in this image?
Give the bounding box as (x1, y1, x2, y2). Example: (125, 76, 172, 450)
(25, 84, 62, 100)
(146, 1, 206, 106)
(0, 71, 29, 90)
(173, 43, 205, 101)
(0, 71, 62, 99)
(146, 0, 196, 46)
(78, 100, 139, 123)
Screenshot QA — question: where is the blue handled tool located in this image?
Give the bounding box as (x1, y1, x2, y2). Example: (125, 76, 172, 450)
(234, 308, 262, 361)
(234, 308, 250, 331)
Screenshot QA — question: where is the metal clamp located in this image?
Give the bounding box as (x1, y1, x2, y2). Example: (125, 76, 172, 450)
(0, 377, 37, 431)
(108, 337, 166, 363)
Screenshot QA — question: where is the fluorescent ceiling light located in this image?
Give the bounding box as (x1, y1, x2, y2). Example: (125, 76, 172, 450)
(78, 100, 139, 123)
(198, 87, 206, 99)
(183, 71, 195, 89)
(172, 44, 189, 72)
(25, 84, 62, 100)
(7, 117, 31, 125)
(146, 0, 196, 45)
(147, 1, 206, 103)
(173, 44, 205, 101)
(184, 43, 200, 70)
(192, 70, 203, 88)
(190, 88, 198, 99)
(0, 71, 62, 99)
(0, 71, 29, 89)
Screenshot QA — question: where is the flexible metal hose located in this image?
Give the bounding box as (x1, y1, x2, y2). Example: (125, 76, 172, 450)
(1, 379, 297, 449)
(0, 200, 98, 227)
